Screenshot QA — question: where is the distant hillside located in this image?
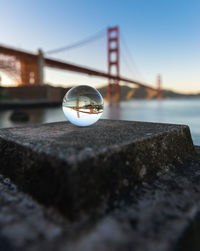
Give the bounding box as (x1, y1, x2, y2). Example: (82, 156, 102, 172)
(98, 85, 200, 100)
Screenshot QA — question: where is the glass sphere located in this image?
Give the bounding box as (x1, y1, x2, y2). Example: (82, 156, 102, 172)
(62, 85, 104, 126)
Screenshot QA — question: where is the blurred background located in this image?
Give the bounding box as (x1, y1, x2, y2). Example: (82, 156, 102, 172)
(0, 0, 200, 144)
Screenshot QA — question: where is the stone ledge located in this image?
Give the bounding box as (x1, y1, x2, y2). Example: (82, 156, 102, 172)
(0, 149, 200, 251)
(0, 120, 195, 219)
(0, 175, 65, 251)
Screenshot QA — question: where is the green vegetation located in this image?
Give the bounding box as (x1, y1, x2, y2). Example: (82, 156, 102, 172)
(0, 87, 12, 101)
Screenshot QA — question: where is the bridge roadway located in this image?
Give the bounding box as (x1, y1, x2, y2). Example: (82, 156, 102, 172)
(0, 45, 156, 91)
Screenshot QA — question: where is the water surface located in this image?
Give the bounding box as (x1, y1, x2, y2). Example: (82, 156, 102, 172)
(0, 99, 199, 145)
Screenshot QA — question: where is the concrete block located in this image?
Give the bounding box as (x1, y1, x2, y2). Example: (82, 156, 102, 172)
(0, 120, 195, 219)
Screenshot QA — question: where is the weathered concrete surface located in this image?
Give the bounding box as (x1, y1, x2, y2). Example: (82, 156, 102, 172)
(0, 174, 65, 251)
(0, 150, 200, 251)
(62, 147, 200, 251)
(0, 120, 195, 220)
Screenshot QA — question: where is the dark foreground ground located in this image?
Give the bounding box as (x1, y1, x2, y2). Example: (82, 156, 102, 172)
(0, 120, 199, 251)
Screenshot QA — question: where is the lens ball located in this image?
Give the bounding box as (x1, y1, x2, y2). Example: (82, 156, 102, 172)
(62, 85, 104, 126)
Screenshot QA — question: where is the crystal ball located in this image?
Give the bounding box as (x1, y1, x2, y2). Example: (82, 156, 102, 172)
(62, 85, 104, 126)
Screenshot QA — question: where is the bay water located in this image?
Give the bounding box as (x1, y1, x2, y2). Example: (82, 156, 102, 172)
(0, 98, 199, 145)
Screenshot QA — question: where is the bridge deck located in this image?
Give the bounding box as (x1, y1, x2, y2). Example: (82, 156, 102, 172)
(0, 45, 156, 90)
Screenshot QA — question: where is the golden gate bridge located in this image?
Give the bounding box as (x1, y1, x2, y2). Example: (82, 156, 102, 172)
(0, 26, 162, 100)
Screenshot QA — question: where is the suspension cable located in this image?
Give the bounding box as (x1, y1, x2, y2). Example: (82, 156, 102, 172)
(46, 28, 106, 55)
(120, 32, 146, 81)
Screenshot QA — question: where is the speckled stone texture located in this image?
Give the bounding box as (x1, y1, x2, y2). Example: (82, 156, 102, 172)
(0, 175, 64, 251)
(0, 150, 200, 251)
(0, 120, 195, 220)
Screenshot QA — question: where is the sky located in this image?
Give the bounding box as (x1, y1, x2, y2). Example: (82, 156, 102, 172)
(0, 0, 200, 93)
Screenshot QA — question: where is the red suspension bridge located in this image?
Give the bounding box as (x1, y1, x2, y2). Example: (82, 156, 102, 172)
(0, 26, 162, 100)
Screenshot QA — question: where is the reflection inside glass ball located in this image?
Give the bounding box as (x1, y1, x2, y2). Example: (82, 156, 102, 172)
(62, 85, 104, 126)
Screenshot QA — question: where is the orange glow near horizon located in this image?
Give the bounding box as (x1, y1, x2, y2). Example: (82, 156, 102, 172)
(0, 72, 19, 87)
(0, 69, 199, 95)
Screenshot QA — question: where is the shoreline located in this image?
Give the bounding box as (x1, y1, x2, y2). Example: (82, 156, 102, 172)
(0, 99, 61, 110)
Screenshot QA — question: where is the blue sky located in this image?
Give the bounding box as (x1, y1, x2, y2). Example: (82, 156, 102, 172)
(1, 0, 200, 93)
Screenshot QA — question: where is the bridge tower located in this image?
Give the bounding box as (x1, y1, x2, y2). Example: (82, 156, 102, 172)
(107, 26, 120, 101)
(37, 49, 44, 85)
(20, 59, 37, 86)
(157, 74, 162, 99)
(20, 49, 44, 86)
